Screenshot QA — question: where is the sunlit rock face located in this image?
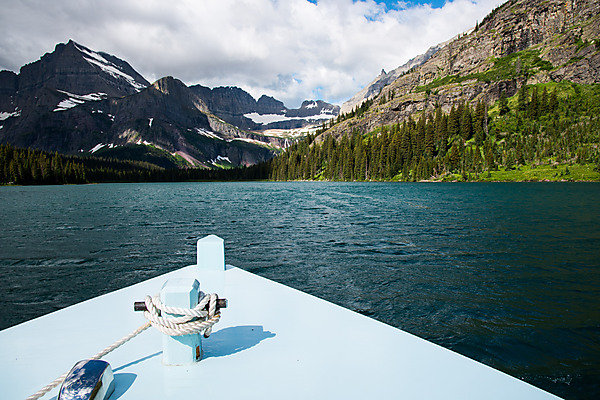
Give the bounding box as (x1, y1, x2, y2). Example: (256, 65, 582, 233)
(325, 0, 600, 141)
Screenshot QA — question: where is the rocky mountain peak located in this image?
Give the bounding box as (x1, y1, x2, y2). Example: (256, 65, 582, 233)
(257, 95, 286, 114)
(190, 85, 258, 117)
(149, 76, 209, 113)
(15, 40, 149, 98)
(151, 76, 177, 95)
(300, 100, 319, 109)
(288, 100, 340, 118)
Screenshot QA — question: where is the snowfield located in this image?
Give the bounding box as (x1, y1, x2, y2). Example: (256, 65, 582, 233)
(210, 155, 232, 165)
(243, 112, 335, 125)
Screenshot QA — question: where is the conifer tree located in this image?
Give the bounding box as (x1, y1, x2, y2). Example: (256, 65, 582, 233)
(425, 117, 436, 156)
(499, 91, 510, 115)
(474, 101, 486, 145)
(436, 114, 449, 155)
(517, 85, 528, 113)
(528, 86, 539, 119)
(540, 87, 549, 116)
(400, 123, 412, 163)
(449, 142, 461, 172)
(460, 105, 473, 141)
(549, 89, 558, 114)
(448, 105, 460, 137)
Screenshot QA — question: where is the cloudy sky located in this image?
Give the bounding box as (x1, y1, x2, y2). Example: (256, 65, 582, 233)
(0, 0, 503, 108)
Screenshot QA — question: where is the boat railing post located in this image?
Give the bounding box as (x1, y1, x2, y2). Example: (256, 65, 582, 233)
(160, 278, 203, 365)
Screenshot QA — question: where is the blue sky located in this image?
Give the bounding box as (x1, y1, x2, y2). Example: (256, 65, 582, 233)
(0, 0, 503, 108)
(309, 0, 450, 9)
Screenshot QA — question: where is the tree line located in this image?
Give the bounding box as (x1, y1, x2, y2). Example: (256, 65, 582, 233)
(0, 145, 268, 185)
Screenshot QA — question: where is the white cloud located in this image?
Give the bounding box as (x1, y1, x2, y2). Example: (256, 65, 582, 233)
(0, 0, 503, 108)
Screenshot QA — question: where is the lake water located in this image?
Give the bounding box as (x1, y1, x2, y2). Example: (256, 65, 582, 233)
(1, 182, 599, 399)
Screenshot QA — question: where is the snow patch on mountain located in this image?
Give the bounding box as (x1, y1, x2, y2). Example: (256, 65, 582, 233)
(0, 108, 21, 120)
(74, 43, 146, 92)
(89, 143, 116, 153)
(136, 138, 153, 146)
(195, 127, 224, 141)
(90, 143, 106, 153)
(54, 90, 107, 112)
(210, 155, 232, 166)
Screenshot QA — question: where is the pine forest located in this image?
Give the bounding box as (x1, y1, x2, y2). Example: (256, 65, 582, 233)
(268, 82, 600, 182)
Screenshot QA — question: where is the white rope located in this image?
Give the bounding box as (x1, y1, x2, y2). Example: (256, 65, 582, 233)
(143, 291, 221, 338)
(27, 291, 221, 400)
(26, 321, 151, 400)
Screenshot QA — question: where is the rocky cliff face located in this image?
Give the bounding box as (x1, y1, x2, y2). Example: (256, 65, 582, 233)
(326, 0, 600, 139)
(256, 95, 286, 114)
(193, 85, 256, 119)
(0, 40, 150, 150)
(0, 71, 18, 111)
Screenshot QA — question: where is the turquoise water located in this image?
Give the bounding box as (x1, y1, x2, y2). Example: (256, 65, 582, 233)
(1, 182, 599, 399)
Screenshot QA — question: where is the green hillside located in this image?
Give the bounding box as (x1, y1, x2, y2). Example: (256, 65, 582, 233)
(267, 82, 600, 182)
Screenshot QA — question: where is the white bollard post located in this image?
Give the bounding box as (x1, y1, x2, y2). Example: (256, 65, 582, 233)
(197, 235, 225, 271)
(160, 278, 202, 365)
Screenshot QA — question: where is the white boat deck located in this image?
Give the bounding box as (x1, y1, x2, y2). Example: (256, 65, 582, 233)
(1, 249, 561, 399)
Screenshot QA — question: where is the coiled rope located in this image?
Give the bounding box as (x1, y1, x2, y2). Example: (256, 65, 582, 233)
(27, 291, 221, 400)
(143, 291, 221, 338)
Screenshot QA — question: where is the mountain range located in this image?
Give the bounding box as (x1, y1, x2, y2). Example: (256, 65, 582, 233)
(0, 40, 338, 168)
(191, 85, 339, 132)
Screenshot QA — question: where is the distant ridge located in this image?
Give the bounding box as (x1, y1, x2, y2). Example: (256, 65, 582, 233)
(190, 85, 339, 131)
(340, 39, 450, 115)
